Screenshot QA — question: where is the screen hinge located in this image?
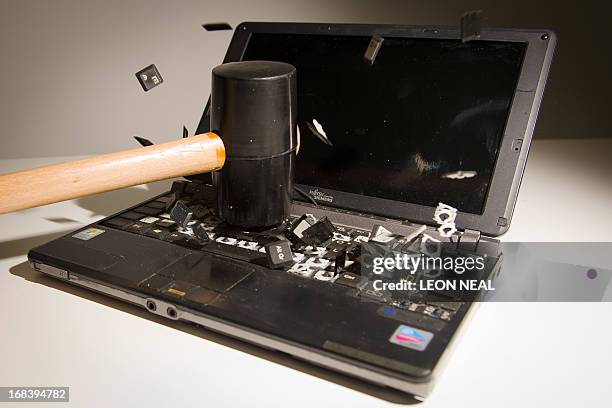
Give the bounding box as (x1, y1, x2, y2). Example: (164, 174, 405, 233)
(457, 228, 481, 252)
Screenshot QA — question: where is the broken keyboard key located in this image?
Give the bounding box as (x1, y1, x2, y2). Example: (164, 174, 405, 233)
(334, 272, 363, 288)
(286, 214, 313, 247)
(193, 222, 211, 243)
(264, 240, 294, 269)
(136, 64, 164, 92)
(169, 201, 193, 229)
(301, 217, 335, 245)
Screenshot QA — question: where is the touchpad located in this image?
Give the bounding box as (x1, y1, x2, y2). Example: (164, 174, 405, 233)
(157, 253, 253, 292)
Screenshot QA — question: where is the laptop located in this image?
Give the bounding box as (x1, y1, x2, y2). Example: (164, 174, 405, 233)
(27, 22, 555, 398)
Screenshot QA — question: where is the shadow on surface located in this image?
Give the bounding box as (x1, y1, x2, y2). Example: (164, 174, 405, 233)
(44, 217, 80, 224)
(0, 182, 173, 261)
(75, 180, 171, 216)
(10, 260, 419, 404)
(0, 230, 73, 261)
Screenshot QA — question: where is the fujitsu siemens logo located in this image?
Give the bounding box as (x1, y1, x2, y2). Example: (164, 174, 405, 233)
(309, 189, 334, 203)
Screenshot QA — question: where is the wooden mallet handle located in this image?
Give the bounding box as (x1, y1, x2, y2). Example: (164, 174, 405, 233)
(0, 133, 225, 214)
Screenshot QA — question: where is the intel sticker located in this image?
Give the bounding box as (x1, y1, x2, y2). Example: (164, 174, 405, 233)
(72, 228, 105, 241)
(389, 325, 433, 351)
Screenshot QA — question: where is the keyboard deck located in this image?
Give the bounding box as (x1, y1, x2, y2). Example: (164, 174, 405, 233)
(99, 182, 491, 323)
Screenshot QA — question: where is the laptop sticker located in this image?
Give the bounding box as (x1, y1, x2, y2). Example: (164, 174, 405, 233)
(72, 228, 105, 241)
(389, 325, 433, 351)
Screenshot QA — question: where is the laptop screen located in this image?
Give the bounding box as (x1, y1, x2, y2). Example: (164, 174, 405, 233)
(241, 33, 526, 215)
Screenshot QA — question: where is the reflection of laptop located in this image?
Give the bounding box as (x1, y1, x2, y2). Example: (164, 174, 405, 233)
(27, 23, 555, 398)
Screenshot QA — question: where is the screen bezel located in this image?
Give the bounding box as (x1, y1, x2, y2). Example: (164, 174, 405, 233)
(196, 22, 556, 236)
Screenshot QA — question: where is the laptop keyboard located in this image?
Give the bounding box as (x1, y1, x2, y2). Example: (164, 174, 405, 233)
(100, 182, 467, 322)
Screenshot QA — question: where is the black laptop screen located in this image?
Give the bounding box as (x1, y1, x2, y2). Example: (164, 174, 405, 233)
(242, 33, 526, 214)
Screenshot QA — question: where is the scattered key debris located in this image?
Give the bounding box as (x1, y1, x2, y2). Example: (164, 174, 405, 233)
(306, 119, 333, 146)
(371, 224, 391, 238)
(332, 231, 351, 243)
(134, 136, 154, 147)
(307, 257, 331, 270)
(461, 10, 483, 42)
(312, 119, 327, 138)
(193, 222, 211, 243)
(135, 64, 164, 91)
(364, 34, 384, 64)
(139, 216, 159, 224)
(405, 225, 427, 243)
(182, 126, 189, 138)
(333, 246, 347, 274)
(302, 217, 336, 245)
(313, 269, 335, 281)
(433, 202, 458, 238)
(370, 224, 401, 243)
(265, 240, 294, 269)
(287, 214, 315, 247)
(202, 22, 233, 31)
(157, 219, 176, 228)
(420, 234, 442, 257)
(237, 240, 260, 251)
(303, 246, 328, 257)
(216, 236, 238, 245)
(169, 201, 193, 230)
(433, 203, 457, 224)
(323, 241, 347, 259)
(441, 170, 477, 179)
(335, 272, 361, 287)
(191, 204, 210, 219)
(304, 214, 317, 224)
(438, 223, 457, 238)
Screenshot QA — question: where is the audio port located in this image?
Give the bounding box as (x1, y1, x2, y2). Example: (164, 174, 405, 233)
(167, 307, 177, 318)
(146, 300, 156, 311)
